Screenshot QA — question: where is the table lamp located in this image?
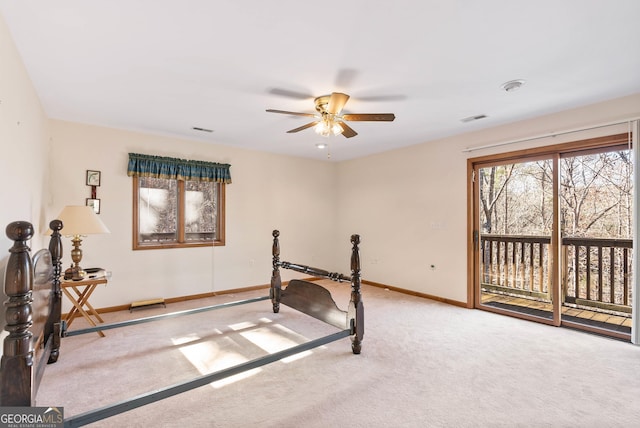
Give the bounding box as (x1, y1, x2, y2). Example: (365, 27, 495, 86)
(56, 205, 110, 280)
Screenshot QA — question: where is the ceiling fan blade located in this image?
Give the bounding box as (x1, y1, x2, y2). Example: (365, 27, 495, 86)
(266, 109, 316, 117)
(338, 122, 358, 138)
(342, 113, 396, 122)
(287, 121, 319, 133)
(327, 92, 350, 115)
(357, 94, 406, 102)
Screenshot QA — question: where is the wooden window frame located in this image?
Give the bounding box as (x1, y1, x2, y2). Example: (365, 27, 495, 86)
(132, 176, 226, 250)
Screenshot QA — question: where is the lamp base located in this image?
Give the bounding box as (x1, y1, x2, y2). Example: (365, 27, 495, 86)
(64, 265, 86, 281)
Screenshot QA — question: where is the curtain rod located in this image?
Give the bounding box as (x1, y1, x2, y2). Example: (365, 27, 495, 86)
(462, 117, 640, 153)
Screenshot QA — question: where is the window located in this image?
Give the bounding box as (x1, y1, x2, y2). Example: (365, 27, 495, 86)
(128, 153, 231, 250)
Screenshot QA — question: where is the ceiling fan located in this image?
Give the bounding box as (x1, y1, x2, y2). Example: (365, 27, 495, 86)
(266, 92, 395, 138)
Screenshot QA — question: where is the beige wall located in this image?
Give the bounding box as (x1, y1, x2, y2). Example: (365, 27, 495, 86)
(337, 93, 640, 304)
(0, 14, 50, 350)
(48, 120, 339, 309)
(0, 14, 50, 252)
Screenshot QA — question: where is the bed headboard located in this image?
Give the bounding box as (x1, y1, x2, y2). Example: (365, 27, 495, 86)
(1, 220, 63, 406)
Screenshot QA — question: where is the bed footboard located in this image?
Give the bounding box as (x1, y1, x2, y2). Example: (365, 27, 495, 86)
(270, 230, 364, 354)
(281, 279, 347, 329)
(348, 234, 364, 354)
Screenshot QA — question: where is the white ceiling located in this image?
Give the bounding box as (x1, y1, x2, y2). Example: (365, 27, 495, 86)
(2, 1, 639, 161)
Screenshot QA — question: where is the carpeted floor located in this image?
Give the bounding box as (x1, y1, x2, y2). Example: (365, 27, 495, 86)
(36, 282, 640, 427)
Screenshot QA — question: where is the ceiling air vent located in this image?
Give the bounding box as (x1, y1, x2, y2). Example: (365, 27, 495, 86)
(192, 127, 213, 133)
(460, 114, 487, 123)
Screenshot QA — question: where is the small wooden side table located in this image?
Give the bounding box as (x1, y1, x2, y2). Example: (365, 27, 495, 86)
(61, 276, 108, 337)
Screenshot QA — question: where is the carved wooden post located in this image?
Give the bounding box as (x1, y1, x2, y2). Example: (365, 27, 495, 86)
(270, 230, 282, 313)
(47, 219, 63, 363)
(349, 234, 364, 354)
(1, 221, 35, 406)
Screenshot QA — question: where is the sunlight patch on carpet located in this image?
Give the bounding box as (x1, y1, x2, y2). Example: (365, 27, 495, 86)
(239, 319, 322, 363)
(170, 318, 323, 389)
(171, 333, 261, 389)
(229, 321, 259, 330)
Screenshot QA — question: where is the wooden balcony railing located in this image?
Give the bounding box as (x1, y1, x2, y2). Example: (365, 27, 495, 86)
(480, 234, 633, 314)
(562, 237, 632, 314)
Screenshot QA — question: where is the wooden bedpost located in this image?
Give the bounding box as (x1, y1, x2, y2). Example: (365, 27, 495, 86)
(270, 230, 282, 313)
(350, 234, 364, 354)
(1, 221, 35, 406)
(47, 219, 63, 363)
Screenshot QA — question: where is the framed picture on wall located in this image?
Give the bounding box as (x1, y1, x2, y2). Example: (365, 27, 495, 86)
(86, 198, 101, 214)
(86, 170, 101, 186)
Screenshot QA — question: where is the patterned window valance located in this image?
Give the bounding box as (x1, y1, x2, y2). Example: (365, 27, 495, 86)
(127, 153, 232, 184)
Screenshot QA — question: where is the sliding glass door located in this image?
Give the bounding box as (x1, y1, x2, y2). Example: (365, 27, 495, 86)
(559, 148, 633, 335)
(477, 157, 557, 324)
(471, 134, 633, 339)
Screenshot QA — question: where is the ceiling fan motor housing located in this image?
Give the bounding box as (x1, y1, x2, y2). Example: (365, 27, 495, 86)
(314, 95, 331, 113)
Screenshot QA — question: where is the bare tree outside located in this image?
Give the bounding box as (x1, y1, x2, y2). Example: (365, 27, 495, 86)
(139, 177, 178, 240)
(184, 180, 217, 240)
(480, 150, 632, 239)
(479, 160, 553, 235)
(561, 151, 633, 239)
(479, 146, 633, 320)
(138, 177, 217, 243)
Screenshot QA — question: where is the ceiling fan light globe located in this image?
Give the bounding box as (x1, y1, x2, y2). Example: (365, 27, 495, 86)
(314, 119, 343, 137)
(314, 122, 330, 137)
(331, 122, 343, 136)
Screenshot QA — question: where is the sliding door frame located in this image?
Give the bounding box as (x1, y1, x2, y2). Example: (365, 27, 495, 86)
(467, 133, 632, 336)
(633, 121, 640, 345)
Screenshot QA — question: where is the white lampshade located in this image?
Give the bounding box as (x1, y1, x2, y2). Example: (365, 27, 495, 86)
(56, 205, 110, 236)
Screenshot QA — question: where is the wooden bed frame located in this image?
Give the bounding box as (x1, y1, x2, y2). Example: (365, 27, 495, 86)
(1, 225, 363, 426)
(1, 220, 63, 406)
(270, 229, 364, 354)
